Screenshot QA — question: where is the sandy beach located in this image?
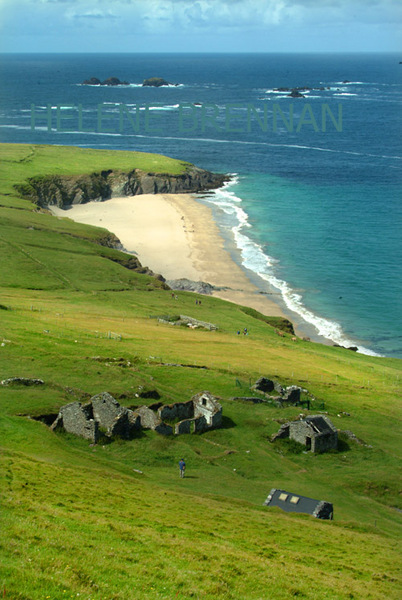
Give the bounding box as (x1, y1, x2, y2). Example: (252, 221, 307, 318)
(50, 194, 286, 318)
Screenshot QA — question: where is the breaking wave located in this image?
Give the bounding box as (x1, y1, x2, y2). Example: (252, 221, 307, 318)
(201, 177, 382, 356)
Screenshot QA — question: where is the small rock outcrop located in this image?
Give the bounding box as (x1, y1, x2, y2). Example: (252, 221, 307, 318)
(165, 279, 219, 295)
(102, 77, 129, 86)
(274, 86, 328, 95)
(82, 77, 101, 85)
(157, 315, 218, 331)
(288, 89, 305, 98)
(142, 77, 174, 87)
(333, 344, 358, 352)
(1, 377, 44, 386)
(82, 77, 129, 86)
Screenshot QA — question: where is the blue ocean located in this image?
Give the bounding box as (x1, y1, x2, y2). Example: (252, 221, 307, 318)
(0, 53, 401, 357)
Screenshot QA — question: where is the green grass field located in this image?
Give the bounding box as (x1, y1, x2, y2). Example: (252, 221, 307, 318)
(0, 144, 401, 600)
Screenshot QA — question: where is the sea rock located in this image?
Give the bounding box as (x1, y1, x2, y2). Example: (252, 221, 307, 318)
(274, 85, 327, 95)
(82, 77, 101, 85)
(101, 77, 129, 86)
(333, 344, 359, 352)
(288, 89, 305, 98)
(82, 77, 129, 86)
(142, 77, 173, 87)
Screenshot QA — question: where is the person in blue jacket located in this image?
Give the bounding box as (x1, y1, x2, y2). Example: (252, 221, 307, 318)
(179, 458, 186, 478)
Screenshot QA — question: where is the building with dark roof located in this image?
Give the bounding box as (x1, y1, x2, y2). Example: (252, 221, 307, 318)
(271, 414, 338, 453)
(264, 488, 333, 519)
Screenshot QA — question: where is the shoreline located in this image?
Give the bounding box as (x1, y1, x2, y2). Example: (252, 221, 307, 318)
(50, 193, 289, 321)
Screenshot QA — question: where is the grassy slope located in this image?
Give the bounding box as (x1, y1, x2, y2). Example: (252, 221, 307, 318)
(0, 144, 401, 600)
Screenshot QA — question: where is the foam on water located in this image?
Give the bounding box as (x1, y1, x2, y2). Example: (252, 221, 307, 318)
(202, 178, 383, 356)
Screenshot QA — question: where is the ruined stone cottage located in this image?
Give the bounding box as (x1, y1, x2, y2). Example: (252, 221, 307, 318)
(272, 415, 338, 453)
(131, 391, 222, 435)
(50, 392, 141, 443)
(50, 390, 222, 442)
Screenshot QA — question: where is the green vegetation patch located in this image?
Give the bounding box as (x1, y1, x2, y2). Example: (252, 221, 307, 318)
(240, 305, 295, 334)
(0, 143, 401, 599)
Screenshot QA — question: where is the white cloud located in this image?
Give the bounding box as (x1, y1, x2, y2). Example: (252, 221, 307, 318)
(0, 0, 400, 51)
(133, 0, 402, 31)
(1, 0, 400, 29)
(67, 9, 119, 20)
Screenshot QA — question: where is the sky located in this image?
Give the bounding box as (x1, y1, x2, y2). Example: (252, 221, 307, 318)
(0, 0, 401, 53)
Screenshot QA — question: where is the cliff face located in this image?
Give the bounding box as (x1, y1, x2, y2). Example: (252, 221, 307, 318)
(15, 167, 228, 208)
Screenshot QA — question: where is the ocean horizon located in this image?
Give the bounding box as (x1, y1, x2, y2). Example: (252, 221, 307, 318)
(0, 52, 401, 357)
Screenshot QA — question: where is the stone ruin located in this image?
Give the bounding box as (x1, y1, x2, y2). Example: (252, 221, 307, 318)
(1, 377, 44, 386)
(251, 377, 306, 405)
(50, 392, 141, 443)
(157, 314, 218, 331)
(271, 414, 338, 453)
(50, 391, 222, 443)
(231, 376, 313, 408)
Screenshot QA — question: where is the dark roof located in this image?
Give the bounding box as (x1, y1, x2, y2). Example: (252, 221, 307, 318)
(264, 488, 333, 519)
(304, 415, 336, 434)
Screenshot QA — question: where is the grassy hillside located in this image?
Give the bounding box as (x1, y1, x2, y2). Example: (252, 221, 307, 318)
(0, 144, 401, 600)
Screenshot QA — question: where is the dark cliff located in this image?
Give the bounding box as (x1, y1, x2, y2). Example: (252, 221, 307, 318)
(15, 166, 229, 208)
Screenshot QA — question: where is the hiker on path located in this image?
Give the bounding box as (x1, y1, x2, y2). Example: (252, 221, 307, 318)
(179, 458, 186, 478)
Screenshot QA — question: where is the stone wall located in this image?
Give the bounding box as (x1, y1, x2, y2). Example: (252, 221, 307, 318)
(192, 391, 222, 429)
(50, 390, 222, 442)
(175, 419, 192, 435)
(289, 421, 312, 446)
(135, 406, 162, 430)
(313, 430, 338, 453)
(158, 400, 194, 422)
(92, 392, 124, 430)
(51, 393, 140, 442)
(250, 376, 308, 406)
(51, 401, 99, 442)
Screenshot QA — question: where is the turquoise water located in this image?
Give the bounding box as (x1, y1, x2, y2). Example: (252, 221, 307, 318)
(201, 173, 401, 356)
(0, 53, 401, 356)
